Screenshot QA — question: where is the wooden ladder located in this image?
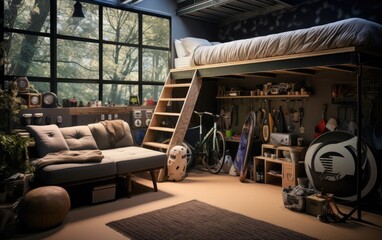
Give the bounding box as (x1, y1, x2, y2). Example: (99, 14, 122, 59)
(142, 70, 201, 180)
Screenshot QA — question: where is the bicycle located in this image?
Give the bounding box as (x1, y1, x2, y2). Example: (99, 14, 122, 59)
(192, 111, 226, 173)
(162, 111, 226, 174)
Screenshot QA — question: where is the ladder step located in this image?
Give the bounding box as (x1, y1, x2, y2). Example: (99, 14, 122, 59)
(143, 142, 169, 150)
(149, 126, 175, 132)
(160, 98, 186, 101)
(155, 112, 180, 117)
(165, 83, 191, 88)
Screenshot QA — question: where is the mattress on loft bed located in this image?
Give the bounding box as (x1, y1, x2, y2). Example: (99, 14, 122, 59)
(190, 18, 382, 67)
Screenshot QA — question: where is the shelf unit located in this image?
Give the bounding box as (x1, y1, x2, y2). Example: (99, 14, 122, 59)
(254, 144, 306, 188)
(216, 94, 309, 100)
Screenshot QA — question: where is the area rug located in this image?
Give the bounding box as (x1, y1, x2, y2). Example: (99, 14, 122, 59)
(106, 200, 315, 240)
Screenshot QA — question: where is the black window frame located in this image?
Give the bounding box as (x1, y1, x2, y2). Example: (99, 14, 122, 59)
(0, 0, 172, 104)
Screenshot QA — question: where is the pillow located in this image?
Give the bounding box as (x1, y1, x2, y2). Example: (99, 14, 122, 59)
(210, 41, 222, 45)
(26, 124, 69, 157)
(174, 39, 189, 57)
(88, 120, 134, 150)
(60, 126, 98, 150)
(180, 37, 211, 54)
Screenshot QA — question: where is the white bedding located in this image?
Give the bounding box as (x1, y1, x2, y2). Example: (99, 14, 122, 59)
(174, 56, 192, 68)
(190, 18, 382, 67)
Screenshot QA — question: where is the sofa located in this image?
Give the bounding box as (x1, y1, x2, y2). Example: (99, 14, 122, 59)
(25, 120, 167, 197)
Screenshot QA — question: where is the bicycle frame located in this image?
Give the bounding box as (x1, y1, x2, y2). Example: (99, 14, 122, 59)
(193, 111, 218, 156)
(200, 120, 218, 153)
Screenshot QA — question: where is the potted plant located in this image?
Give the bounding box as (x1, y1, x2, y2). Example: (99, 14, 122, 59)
(0, 133, 34, 203)
(0, 81, 33, 201)
(0, 80, 26, 134)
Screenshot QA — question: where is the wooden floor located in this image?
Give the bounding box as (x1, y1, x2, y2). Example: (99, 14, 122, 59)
(13, 167, 382, 240)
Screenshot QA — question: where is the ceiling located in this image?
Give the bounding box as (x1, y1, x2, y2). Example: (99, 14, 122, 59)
(176, 0, 302, 24)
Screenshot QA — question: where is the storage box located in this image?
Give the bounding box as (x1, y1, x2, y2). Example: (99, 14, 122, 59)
(270, 133, 297, 146)
(92, 183, 116, 204)
(282, 188, 306, 212)
(306, 195, 326, 216)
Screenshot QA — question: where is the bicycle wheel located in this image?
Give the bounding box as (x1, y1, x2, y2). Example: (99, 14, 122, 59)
(160, 139, 194, 169)
(202, 130, 226, 174)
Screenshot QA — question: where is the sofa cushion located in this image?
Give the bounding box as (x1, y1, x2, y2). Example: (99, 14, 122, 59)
(88, 120, 134, 150)
(101, 146, 167, 174)
(31, 157, 116, 185)
(26, 124, 69, 157)
(60, 126, 98, 150)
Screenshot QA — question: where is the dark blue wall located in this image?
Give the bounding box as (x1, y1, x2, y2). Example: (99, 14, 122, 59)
(218, 0, 382, 42)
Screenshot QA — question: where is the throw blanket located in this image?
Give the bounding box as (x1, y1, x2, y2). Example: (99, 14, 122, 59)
(101, 120, 126, 147)
(35, 150, 104, 170)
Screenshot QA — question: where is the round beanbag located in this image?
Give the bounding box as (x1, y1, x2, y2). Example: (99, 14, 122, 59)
(19, 186, 71, 231)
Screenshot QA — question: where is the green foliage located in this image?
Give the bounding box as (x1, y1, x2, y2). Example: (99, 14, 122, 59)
(0, 80, 27, 134)
(0, 133, 34, 181)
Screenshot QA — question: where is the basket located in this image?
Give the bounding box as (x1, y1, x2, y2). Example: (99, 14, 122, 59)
(282, 186, 315, 212)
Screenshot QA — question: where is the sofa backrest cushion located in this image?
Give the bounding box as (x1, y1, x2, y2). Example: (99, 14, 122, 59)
(26, 124, 69, 157)
(88, 120, 134, 150)
(60, 125, 98, 150)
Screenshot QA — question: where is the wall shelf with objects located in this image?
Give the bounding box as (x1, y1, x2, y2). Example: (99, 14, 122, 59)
(254, 144, 307, 188)
(216, 94, 310, 100)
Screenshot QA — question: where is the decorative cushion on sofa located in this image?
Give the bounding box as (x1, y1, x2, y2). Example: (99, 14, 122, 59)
(88, 120, 134, 150)
(26, 124, 69, 157)
(60, 125, 98, 150)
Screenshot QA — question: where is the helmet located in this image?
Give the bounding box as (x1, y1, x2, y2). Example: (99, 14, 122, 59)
(222, 154, 233, 173)
(167, 145, 187, 181)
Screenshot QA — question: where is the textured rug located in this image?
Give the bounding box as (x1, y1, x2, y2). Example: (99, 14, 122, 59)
(106, 200, 315, 240)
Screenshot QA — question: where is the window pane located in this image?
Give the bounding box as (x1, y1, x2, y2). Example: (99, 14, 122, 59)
(30, 82, 50, 94)
(57, 39, 99, 79)
(142, 49, 169, 82)
(143, 85, 163, 102)
(103, 8, 138, 44)
(142, 15, 170, 48)
(58, 82, 99, 105)
(57, 0, 99, 39)
(4, 0, 51, 33)
(103, 84, 138, 105)
(4, 32, 50, 77)
(103, 44, 138, 81)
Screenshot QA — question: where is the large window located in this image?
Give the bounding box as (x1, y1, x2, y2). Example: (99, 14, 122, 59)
(1, 0, 171, 105)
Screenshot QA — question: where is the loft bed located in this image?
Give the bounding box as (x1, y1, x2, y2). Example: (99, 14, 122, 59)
(169, 18, 382, 223)
(172, 18, 382, 79)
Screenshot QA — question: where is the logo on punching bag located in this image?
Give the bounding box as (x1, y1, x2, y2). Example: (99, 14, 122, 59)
(305, 131, 377, 202)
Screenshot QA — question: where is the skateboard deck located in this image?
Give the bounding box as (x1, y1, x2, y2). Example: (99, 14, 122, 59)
(234, 111, 256, 182)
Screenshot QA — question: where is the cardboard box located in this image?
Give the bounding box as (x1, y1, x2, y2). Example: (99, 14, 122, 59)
(92, 183, 116, 204)
(306, 195, 326, 216)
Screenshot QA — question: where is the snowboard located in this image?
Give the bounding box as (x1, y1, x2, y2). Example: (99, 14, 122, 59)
(233, 111, 256, 183)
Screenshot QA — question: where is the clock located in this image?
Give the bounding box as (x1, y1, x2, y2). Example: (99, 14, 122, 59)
(42, 92, 58, 108)
(15, 77, 30, 92)
(18, 93, 42, 108)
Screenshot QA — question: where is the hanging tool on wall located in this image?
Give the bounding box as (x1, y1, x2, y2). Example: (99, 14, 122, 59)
(286, 100, 295, 133)
(261, 100, 270, 143)
(275, 105, 285, 133)
(299, 100, 305, 134)
(314, 103, 327, 138)
(231, 103, 239, 127)
(268, 100, 274, 136)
